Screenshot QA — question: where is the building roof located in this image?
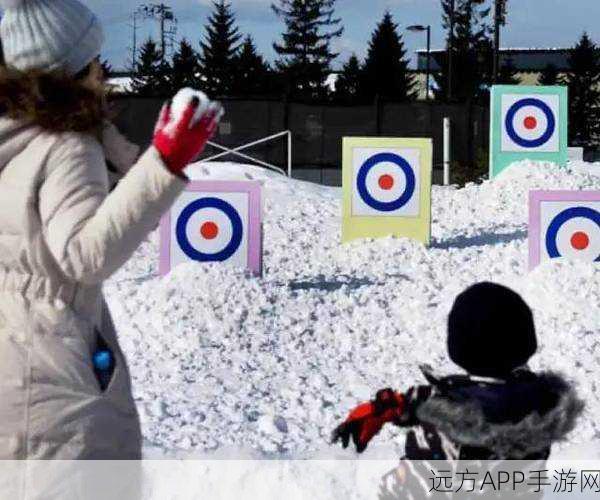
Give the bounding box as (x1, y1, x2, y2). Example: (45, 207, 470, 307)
(416, 47, 573, 72)
(106, 77, 133, 94)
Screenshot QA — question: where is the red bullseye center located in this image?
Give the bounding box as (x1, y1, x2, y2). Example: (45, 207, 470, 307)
(570, 231, 590, 251)
(523, 116, 537, 130)
(378, 174, 395, 190)
(200, 221, 219, 240)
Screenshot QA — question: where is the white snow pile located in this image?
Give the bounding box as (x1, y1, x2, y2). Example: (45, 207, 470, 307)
(104, 159, 600, 459)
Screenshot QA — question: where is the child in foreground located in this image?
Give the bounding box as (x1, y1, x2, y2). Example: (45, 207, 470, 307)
(333, 282, 583, 461)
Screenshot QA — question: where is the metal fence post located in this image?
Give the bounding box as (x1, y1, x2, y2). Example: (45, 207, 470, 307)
(287, 131, 292, 177)
(444, 117, 451, 186)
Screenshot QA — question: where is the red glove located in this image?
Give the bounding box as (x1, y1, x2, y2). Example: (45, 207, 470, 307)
(332, 388, 404, 453)
(153, 97, 221, 175)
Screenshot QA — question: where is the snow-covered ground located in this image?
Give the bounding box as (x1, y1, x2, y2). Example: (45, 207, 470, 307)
(103, 159, 600, 460)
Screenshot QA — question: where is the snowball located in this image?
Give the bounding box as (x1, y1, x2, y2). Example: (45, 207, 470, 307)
(168, 87, 223, 131)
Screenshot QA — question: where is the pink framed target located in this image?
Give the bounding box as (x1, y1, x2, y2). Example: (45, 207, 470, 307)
(160, 181, 262, 276)
(529, 190, 600, 269)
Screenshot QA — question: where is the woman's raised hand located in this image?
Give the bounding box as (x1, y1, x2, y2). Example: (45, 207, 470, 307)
(153, 90, 223, 175)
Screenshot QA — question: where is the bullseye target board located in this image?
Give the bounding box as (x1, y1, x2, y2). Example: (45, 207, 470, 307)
(529, 190, 600, 269)
(490, 85, 568, 178)
(342, 137, 432, 244)
(159, 181, 262, 275)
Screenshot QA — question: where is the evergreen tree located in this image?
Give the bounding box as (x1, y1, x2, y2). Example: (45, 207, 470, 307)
(200, 0, 242, 96)
(272, 0, 343, 100)
(539, 63, 560, 86)
(334, 54, 363, 101)
(565, 33, 600, 146)
(171, 38, 201, 91)
(131, 38, 172, 97)
(435, 0, 492, 102)
(231, 35, 272, 96)
(361, 12, 416, 102)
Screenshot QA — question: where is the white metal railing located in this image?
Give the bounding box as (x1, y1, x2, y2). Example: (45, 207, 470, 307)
(202, 130, 292, 177)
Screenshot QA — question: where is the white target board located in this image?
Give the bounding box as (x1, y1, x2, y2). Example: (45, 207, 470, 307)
(529, 190, 600, 269)
(351, 147, 421, 217)
(160, 181, 262, 275)
(501, 94, 560, 153)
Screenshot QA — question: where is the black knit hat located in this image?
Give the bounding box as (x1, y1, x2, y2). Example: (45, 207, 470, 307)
(447, 282, 537, 378)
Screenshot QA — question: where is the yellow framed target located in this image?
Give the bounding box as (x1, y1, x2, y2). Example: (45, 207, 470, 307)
(342, 137, 432, 244)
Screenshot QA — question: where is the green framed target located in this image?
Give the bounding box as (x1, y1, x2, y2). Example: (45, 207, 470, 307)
(489, 85, 568, 178)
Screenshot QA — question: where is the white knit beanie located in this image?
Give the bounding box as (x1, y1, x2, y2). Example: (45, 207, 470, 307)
(0, 0, 104, 75)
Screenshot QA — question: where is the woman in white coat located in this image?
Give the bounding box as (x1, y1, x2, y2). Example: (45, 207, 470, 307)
(0, 0, 220, 459)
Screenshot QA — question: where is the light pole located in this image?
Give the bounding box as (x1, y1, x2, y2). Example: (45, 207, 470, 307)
(130, 8, 144, 70)
(408, 25, 431, 101)
(448, 0, 455, 101)
(493, 0, 507, 84)
(139, 3, 177, 62)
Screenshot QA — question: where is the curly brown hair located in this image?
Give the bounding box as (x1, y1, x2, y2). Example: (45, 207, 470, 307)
(0, 65, 110, 133)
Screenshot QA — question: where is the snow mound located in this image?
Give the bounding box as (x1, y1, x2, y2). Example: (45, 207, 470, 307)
(104, 160, 600, 458)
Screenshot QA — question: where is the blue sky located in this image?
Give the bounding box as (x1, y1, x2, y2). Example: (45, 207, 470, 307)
(87, 0, 600, 71)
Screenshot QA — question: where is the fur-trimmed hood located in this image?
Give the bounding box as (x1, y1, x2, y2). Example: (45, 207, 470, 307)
(416, 372, 584, 459)
(0, 65, 141, 178)
(0, 66, 107, 134)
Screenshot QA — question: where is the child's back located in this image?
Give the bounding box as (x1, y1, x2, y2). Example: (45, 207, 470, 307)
(399, 366, 581, 461)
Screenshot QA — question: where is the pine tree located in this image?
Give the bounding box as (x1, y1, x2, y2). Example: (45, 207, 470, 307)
(361, 12, 416, 102)
(272, 0, 343, 100)
(435, 0, 492, 102)
(231, 35, 272, 96)
(539, 63, 560, 86)
(171, 38, 201, 91)
(130, 38, 172, 97)
(199, 0, 242, 96)
(334, 54, 363, 101)
(565, 33, 600, 146)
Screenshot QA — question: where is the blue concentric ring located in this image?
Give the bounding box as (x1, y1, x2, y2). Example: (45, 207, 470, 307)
(545, 206, 600, 260)
(356, 153, 416, 212)
(505, 97, 556, 148)
(176, 197, 243, 262)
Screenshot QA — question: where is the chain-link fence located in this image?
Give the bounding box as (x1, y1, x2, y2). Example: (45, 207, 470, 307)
(111, 96, 489, 186)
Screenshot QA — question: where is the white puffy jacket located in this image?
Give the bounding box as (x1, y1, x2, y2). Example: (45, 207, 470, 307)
(0, 117, 186, 459)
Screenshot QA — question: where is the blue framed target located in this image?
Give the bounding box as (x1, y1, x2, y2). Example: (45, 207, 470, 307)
(175, 197, 243, 262)
(529, 190, 600, 269)
(545, 206, 600, 260)
(351, 148, 421, 217)
(501, 94, 559, 153)
(505, 98, 556, 149)
(160, 181, 262, 275)
(356, 152, 416, 212)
